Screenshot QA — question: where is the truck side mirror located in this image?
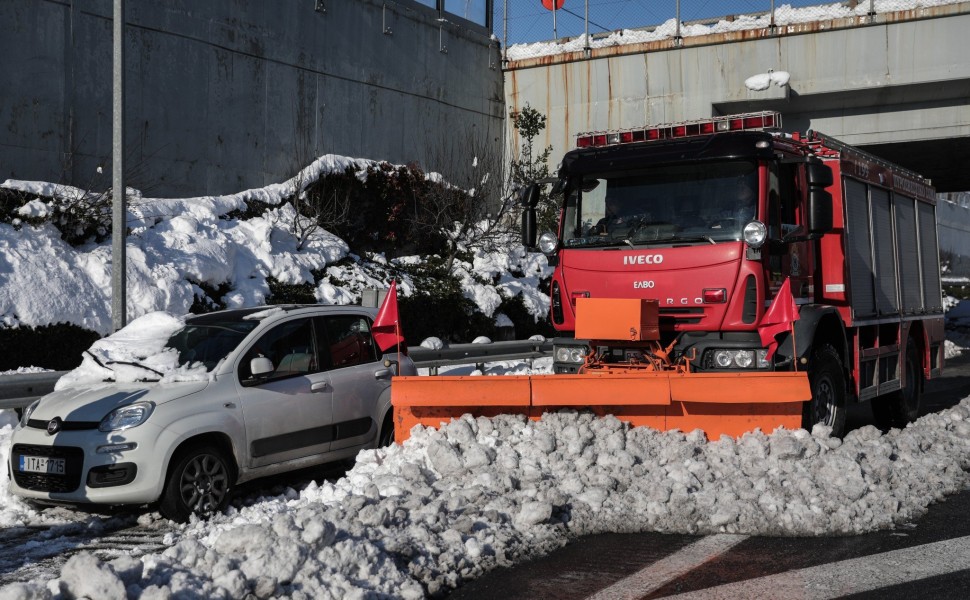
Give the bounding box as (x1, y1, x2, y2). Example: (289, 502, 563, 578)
(522, 207, 537, 248)
(518, 183, 541, 208)
(806, 161, 834, 187)
(805, 161, 834, 234)
(808, 189, 833, 234)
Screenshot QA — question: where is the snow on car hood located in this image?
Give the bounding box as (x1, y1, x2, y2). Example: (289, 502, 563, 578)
(29, 380, 210, 423)
(55, 311, 210, 391)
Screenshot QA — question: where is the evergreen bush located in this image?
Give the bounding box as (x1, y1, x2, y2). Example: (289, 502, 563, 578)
(0, 323, 100, 371)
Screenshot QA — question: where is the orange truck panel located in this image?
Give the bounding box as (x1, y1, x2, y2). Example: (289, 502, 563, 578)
(391, 371, 810, 443)
(574, 298, 660, 341)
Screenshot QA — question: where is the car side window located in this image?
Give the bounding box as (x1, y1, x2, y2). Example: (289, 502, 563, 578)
(319, 315, 378, 369)
(238, 318, 318, 383)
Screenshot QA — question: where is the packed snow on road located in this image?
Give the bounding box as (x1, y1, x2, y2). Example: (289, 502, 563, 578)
(1, 349, 970, 597)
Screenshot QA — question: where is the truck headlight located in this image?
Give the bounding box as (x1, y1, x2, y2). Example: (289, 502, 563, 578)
(742, 220, 767, 248)
(99, 402, 154, 432)
(538, 232, 559, 255)
(710, 349, 770, 369)
(555, 345, 588, 364)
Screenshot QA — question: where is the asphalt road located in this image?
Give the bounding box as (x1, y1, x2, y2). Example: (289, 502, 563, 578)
(449, 352, 970, 600)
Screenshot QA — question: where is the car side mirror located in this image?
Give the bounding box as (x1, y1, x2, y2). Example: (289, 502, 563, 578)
(250, 357, 274, 377)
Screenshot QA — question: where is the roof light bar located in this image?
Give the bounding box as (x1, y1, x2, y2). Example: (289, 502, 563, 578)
(574, 111, 782, 149)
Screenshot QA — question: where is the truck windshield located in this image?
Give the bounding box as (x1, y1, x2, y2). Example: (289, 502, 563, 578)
(561, 161, 758, 247)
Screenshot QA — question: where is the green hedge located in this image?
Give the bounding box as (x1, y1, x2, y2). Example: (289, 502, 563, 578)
(0, 323, 101, 371)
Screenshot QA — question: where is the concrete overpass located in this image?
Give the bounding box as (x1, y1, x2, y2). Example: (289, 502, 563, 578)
(504, 2, 970, 192)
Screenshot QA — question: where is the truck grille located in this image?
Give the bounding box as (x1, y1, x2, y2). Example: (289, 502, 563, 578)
(10, 444, 85, 493)
(659, 307, 704, 326)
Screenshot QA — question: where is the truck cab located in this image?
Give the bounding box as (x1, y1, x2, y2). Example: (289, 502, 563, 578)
(521, 111, 944, 435)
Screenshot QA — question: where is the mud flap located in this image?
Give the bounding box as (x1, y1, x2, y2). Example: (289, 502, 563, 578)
(391, 371, 811, 443)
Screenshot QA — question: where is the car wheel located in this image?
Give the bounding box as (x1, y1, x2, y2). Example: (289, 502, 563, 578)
(803, 344, 847, 437)
(159, 445, 232, 522)
(378, 412, 394, 447)
(873, 342, 922, 429)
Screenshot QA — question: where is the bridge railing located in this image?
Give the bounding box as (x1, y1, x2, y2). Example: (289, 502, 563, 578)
(0, 340, 554, 409)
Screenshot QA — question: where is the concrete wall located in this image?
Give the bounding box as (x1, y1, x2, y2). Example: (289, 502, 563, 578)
(504, 2, 970, 192)
(1, 0, 504, 197)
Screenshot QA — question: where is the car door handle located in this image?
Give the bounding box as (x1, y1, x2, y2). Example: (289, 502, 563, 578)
(311, 381, 331, 392)
(374, 369, 391, 380)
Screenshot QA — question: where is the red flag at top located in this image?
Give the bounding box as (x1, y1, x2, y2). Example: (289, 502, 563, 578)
(542, 0, 565, 10)
(373, 280, 405, 352)
(758, 277, 799, 360)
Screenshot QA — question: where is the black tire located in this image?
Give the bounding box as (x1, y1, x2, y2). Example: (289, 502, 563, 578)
(873, 342, 922, 429)
(803, 344, 847, 437)
(159, 445, 233, 522)
(377, 412, 395, 448)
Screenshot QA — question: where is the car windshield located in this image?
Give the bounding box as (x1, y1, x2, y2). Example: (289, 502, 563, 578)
(165, 320, 259, 370)
(561, 160, 758, 248)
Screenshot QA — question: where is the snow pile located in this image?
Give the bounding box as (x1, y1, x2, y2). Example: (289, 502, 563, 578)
(945, 298, 970, 355)
(506, 0, 962, 61)
(5, 399, 970, 598)
(744, 69, 791, 91)
(1, 154, 549, 337)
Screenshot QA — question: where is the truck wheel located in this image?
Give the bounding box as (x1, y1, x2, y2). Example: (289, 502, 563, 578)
(378, 412, 395, 447)
(804, 344, 847, 437)
(873, 343, 922, 429)
(159, 445, 232, 522)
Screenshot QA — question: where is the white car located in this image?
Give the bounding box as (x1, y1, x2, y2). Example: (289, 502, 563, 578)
(9, 305, 415, 521)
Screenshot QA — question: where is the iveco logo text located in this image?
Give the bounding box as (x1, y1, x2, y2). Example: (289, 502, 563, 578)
(623, 254, 664, 265)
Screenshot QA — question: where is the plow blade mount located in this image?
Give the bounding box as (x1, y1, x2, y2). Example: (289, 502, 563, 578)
(391, 371, 811, 443)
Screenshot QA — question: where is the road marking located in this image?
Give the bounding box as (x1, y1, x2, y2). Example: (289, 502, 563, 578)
(666, 534, 970, 599)
(585, 534, 749, 600)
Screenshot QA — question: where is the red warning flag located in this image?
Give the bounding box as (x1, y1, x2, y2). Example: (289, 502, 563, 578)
(758, 277, 800, 360)
(373, 280, 405, 352)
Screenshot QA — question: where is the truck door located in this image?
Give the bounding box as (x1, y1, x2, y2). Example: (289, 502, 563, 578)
(767, 163, 812, 300)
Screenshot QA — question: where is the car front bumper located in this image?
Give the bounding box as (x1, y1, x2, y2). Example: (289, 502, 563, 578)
(8, 422, 171, 507)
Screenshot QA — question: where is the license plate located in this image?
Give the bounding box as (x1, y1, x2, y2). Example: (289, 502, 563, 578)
(19, 455, 66, 475)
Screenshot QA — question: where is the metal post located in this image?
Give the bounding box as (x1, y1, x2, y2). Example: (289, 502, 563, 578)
(674, 0, 682, 44)
(770, 0, 775, 30)
(503, 0, 507, 63)
(584, 0, 590, 56)
(553, 4, 557, 39)
(112, 0, 126, 331)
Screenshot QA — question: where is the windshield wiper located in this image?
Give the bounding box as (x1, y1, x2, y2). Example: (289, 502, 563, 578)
(85, 350, 116, 382)
(624, 235, 717, 246)
(105, 360, 164, 381)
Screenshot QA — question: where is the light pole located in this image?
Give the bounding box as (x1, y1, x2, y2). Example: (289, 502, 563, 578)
(111, 0, 127, 331)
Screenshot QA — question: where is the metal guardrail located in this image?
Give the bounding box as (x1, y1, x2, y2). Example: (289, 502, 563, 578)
(0, 340, 554, 409)
(0, 372, 67, 410)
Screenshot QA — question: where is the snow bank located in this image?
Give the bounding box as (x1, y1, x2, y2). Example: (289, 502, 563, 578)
(5, 396, 970, 598)
(1, 155, 550, 336)
(506, 1, 963, 61)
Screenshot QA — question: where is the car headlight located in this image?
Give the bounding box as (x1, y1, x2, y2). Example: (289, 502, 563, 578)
(538, 232, 559, 255)
(20, 399, 40, 428)
(710, 349, 770, 369)
(742, 220, 767, 248)
(99, 402, 154, 432)
(554, 345, 588, 364)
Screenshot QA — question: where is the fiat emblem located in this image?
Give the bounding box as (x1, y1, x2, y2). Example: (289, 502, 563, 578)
(47, 417, 62, 435)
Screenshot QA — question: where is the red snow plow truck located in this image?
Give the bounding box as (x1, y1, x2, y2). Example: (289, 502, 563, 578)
(392, 112, 945, 440)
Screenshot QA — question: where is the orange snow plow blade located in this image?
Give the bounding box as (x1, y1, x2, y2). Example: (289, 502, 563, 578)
(391, 371, 810, 443)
